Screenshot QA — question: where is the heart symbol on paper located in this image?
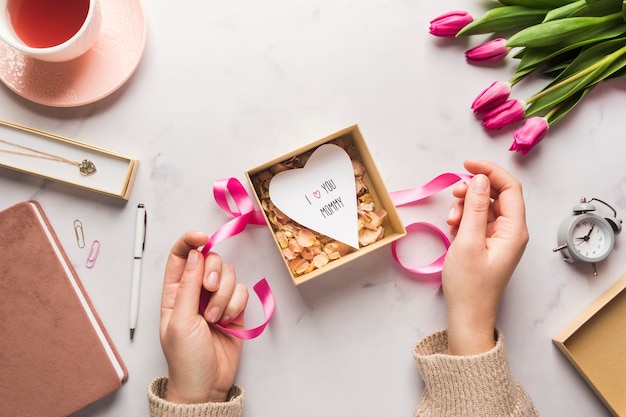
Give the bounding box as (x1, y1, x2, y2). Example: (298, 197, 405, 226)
(269, 144, 359, 249)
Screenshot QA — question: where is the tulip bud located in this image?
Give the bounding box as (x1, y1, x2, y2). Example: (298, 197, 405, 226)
(509, 117, 549, 155)
(429, 11, 473, 38)
(471, 81, 511, 115)
(466, 38, 510, 62)
(481, 99, 525, 130)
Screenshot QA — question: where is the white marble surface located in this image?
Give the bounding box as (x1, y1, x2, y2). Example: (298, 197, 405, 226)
(1, 1, 625, 416)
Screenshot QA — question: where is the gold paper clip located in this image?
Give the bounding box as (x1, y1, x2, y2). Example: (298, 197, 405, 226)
(86, 240, 101, 268)
(74, 220, 85, 248)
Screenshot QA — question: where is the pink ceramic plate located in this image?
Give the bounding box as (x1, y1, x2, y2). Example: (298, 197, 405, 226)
(0, 0, 146, 107)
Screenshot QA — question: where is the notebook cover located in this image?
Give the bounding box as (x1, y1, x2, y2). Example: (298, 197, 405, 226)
(0, 201, 128, 416)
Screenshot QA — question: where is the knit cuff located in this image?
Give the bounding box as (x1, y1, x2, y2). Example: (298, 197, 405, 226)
(413, 328, 518, 416)
(148, 377, 243, 417)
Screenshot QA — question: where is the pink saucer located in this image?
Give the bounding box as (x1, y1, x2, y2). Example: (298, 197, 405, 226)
(0, 0, 146, 107)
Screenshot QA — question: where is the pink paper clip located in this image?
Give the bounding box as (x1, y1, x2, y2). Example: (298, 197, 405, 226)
(85, 240, 101, 268)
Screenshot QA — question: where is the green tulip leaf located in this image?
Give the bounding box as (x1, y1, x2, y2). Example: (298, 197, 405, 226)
(498, 0, 578, 7)
(513, 49, 526, 59)
(540, 61, 573, 77)
(525, 39, 626, 116)
(507, 14, 623, 47)
(456, 6, 548, 36)
(511, 23, 626, 82)
(605, 65, 626, 78)
(571, 0, 624, 17)
(550, 37, 626, 83)
(544, 0, 587, 21)
(592, 45, 626, 80)
(546, 86, 594, 125)
(525, 63, 608, 116)
(543, 0, 622, 21)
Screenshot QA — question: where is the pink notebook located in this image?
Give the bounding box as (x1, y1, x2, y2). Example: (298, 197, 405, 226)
(0, 200, 128, 416)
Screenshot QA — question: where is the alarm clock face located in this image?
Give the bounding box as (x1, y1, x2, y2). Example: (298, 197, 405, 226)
(570, 216, 614, 262)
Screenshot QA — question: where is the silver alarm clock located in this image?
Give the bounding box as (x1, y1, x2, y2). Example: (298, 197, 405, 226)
(553, 197, 622, 276)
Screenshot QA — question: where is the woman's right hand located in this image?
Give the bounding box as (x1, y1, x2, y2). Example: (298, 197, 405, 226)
(443, 160, 529, 355)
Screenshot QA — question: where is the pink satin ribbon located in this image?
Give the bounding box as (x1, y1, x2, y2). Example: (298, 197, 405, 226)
(199, 178, 275, 340)
(389, 173, 472, 280)
(199, 172, 471, 339)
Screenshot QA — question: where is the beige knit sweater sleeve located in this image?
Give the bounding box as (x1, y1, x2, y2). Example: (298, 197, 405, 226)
(147, 329, 536, 417)
(413, 328, 539, 417)
(148, 377, 243, 417)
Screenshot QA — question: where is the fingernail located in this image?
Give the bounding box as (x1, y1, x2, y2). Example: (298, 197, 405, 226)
(206, 271, 219, 290)
(219, 315, 231, 326)
(447, 206, 456, 221)
(207, 306, 221, 323)
(472, 174, 488, 192)
(186, 250, 199, 268)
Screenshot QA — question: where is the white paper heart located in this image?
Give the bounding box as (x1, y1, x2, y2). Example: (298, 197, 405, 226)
(269, 144, 359, 249)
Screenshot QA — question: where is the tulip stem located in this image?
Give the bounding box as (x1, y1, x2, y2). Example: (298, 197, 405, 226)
(544, 106, 560, 125)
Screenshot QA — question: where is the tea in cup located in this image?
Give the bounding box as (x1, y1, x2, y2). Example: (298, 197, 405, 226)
(0, 0, 101, 62)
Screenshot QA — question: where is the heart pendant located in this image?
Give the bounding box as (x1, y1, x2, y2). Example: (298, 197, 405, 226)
(79, 159, 97, 176)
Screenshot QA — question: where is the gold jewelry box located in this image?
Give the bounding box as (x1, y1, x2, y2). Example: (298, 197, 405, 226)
(553, 273, 626, 417)
(0, 120, 138, 200)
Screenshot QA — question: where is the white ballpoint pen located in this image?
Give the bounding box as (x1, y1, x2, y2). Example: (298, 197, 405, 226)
(129, 203, 147, 340)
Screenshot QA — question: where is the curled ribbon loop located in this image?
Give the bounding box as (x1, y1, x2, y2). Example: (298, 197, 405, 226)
(198, 178, 274, 340)
(390, 173, 472, 280)
(216, 278, 275, 340)
(201, 177, 266, 257)
(391, 222, 451, 276)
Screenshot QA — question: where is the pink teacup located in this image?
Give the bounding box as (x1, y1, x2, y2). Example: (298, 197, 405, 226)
(0, 0, 101, 62)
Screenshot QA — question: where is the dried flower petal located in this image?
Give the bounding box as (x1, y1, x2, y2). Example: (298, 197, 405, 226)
(282, 247, 298, 261)
(355, 178, 367, 195)
(275, 231, 288, 249)
(296, 228, 317, 247)
(288, 238, 303, 254)
(359, 193, 373, 204)
(312, 253, 330, 268)
(301, 245, 321, 260)
(323, 241, 351, 257)
(358, 201, 375, 211)
(326, 250, 341, 261)
(359, 210, 387, 231)
(352, 160, 365, 177)
(290, 258, 311, 275)
(359, 227, 385, 246)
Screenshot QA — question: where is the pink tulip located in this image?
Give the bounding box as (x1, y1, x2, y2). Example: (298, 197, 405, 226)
(509, 117, 549, 155)
(466, 38, 509, 62)
(429, 11, 473, 37)
(471, 81, 511, 115)
(481, 99, 525, 130)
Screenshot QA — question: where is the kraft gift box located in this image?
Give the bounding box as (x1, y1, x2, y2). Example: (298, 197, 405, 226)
(246, 125, 406, 285)
(553, 273, 626, 417)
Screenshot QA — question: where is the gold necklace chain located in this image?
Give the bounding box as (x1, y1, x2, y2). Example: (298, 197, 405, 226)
(0, 138, 97, 175)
